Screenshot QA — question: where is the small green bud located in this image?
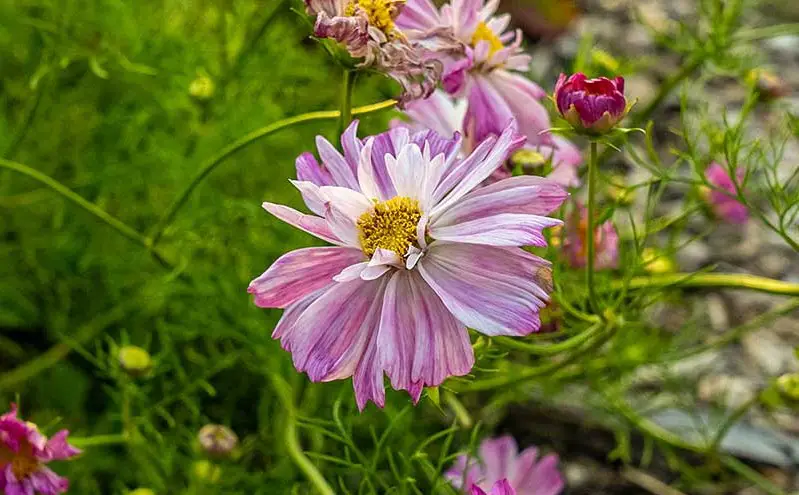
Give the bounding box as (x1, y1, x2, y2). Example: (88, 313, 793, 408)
(193, 460, 222, 484)
(118, 346, 153, 378)
(777, 373, 799, 402)
(189, 75, 215, 101)
(641, 248, 675, 274)
(127, 489, 156, 495)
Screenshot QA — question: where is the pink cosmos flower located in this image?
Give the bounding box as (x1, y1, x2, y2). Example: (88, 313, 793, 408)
(561, 204, 619, 270)
(471, 479, 516, 495)
(394, 90, 583, 187)
(305, 0, 442, 105)
(248, 121, 567, 410)
(396, 0, 553, 146)
(446, 436, 564, 495)
(703, 162, 749, 224)
(554, 73, 628, 135)
(0, 404, 81, 495)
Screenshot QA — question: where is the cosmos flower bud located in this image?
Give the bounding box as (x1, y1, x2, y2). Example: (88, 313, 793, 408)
(127, 489, 156, 495)
(118, 345, 154, 378)
(562, 204, 619, 270)
(189, 74, 215, 101)
(193, 460, 222, 484)
(702, 162, 749, 224)
(777, 373, 799, 402)
(198, 424, 238, 458)
(554, 73, 628, 135)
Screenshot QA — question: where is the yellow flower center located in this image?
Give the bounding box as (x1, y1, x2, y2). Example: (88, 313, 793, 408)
(0, 444, 40, 481)
(357, 196, 422, 258)
(345, 0, 404, 35)
(470, 22, 504, 56)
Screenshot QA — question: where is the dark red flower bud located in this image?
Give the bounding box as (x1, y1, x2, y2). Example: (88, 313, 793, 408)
(554, 73, 628, 135)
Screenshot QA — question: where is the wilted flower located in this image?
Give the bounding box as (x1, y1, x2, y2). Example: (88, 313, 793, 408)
(118, 345, 153, 378)
(397, 0, 553, 146)
(703, 163, 748, 224)
(446, 436, 564, 495)
(554, 73, 628, 135)
(563, 204, 619, 270)
(0, 404, 81, 495)
(747, 68, 790, 101)
(249, 121, 567, 410)
(305, 0, 441, 105)
(471, 479, 516, 495)
(395, 90, 583, 187)
(198, 425, 238, 457)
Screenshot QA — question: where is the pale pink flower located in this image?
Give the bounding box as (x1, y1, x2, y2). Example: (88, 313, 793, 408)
(396, 0, 553, 145)
(393, 90, 582, 187)
(0, 404, 81, 495)
(305, 0, 442, 105)
(248, 121, 567, 409)
(703, 162, 749, 224)
(471, 479, 516, 495)
(562, 204, 619, 270)
(447, 436, 564, 495)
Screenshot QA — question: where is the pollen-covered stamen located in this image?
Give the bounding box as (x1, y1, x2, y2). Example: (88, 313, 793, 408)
(7, 444, 41, 480)
(357, 196, 422, 258)
(470, 22, 504, 56)
(345, 0, 405, 36)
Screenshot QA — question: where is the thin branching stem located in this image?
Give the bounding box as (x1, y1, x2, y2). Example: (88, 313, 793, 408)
(0, 158, 174, 268)
(148, 99, 396, 248)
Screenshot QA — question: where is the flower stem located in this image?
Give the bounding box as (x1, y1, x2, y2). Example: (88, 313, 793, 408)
(338, 70, 355, 138)
(69, 433, 128, 448)
(269, 373, 336, 495)
(0, 158, 173, 269)
(612, 272, 799, 297)
(148, 98, 395, 248)
(586, 141, 601, 314)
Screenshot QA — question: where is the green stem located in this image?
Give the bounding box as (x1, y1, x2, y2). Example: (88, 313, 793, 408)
(69, 433, 128, 448)
(735, 23, 799, 42)
(269, 373, 336, 495)
(494, 323, 604, 355)
(148, 98, 396, 248)
(586, 141, 601, 314)
(613, 273, 799, 297)
(338, 70, 355, 139)
(0, 158, 173, 269)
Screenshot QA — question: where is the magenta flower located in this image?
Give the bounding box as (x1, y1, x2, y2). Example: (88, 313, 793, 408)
(394, 90, 583, 187)
(248, 121, 567, 410)
(396, 0, 553, 146)
(703, 162, 749, 224)
(554, 73, 628, 135)
(304, 0, 441, 105)
(562, 204, 619, 270)
(446, 436, 564, 495)
(0, 404, 81, 495)
(471, 479, 516, 495)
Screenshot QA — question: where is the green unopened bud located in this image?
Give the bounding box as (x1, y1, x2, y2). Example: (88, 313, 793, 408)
(607, 177, 636, 206)
(198, 424, 238, 458)
(127, 489, 156, 495)
(189, 75, 215, 101)
(511, 149, 547, 168)
(777, 373, 799, 401)
(119, 346, 153, 378)
(193, 460, 222, 484)
(641, 248, 675, 274)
